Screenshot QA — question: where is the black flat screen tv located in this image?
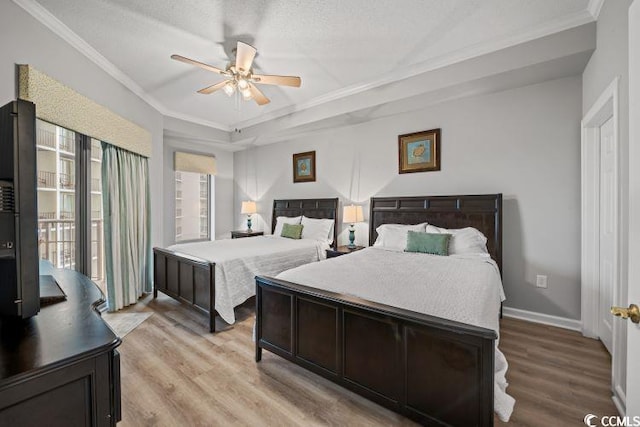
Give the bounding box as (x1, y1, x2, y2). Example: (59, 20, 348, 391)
(0, 99, 39, 318)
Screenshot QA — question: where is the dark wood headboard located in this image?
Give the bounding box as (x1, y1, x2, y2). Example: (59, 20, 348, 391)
(369, 194, 502, 272)
(271, 198, 339, 246)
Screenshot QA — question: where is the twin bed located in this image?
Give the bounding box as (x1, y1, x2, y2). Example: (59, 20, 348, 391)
(154, 194, 512, 425)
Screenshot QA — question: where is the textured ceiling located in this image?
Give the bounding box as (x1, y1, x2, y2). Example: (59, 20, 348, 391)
(34, 0, 590, 129)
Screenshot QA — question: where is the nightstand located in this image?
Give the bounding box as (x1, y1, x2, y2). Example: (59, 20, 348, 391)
(231, 230, 264, 239)
(326, 245, 365, 258)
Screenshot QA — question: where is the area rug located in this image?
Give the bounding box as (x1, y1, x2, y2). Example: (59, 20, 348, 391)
(103, 312, 153, 338)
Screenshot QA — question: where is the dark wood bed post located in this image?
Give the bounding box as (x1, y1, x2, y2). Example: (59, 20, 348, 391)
(255, 287, 262, 362)
(153, 248, 218, 332)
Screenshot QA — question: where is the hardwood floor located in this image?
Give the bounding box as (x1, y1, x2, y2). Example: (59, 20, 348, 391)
(116, 294, 618, 426)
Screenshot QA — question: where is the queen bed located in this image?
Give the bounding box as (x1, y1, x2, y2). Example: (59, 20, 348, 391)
(153, 198, 338, 332)
(254, 194, 513, 426)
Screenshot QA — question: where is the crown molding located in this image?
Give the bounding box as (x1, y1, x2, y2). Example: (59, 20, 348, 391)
(16, 0, 595, 136)
(162, 111, 230, 132)
(12, 0, 231, 132)
(588, 0, 605, 20)
(232, 9, 595, 130)
(13, 0, 166, 111)
(163, 132, 243, 152)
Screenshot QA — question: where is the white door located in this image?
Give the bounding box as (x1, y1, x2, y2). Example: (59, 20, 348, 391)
(626, 0, 640, 415)
(599, 116, 615, 354)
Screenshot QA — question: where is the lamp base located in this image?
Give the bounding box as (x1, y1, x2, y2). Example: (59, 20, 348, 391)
(247, 216, 252, 232)
(347, 225, 356, 249)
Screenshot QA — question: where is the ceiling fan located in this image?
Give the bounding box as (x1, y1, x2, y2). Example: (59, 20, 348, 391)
(171, 41, 302, 106)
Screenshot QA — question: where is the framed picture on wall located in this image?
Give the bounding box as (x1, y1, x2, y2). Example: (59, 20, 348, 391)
(398, 128, 441, 174)
(293, 151, 316, 183)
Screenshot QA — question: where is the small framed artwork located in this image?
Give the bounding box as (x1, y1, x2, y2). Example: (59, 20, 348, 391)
(398, 128, 441, 174)
(293, 151, 316, 183)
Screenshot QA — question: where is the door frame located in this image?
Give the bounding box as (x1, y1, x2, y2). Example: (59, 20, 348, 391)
(626, 0, 639, 414)
(581, 76, 624, 410)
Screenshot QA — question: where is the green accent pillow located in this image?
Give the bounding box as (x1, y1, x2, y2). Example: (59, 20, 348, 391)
(405, 231, 451, 256)
(281, 223, 304, 239)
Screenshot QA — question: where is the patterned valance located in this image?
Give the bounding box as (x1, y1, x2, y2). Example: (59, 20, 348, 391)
(174, 151, 217, 175)
(18, 64, 152, 157)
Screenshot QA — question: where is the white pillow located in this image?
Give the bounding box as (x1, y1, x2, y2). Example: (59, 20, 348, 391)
(301, 216, 334, 244)
(274, 216, 302, 236)
(373, 223, 428, 252)
(425, 225, 489, 255)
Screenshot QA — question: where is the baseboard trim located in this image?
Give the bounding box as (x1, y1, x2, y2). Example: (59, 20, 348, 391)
(502, 307, 582, 332)
(612, 385, 626, 416)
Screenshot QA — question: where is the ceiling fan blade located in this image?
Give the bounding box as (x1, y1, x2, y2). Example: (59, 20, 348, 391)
(197, 81, 228, 95)
(235, 41, 257, 74)
(252, 74, 301, 87)
(249, 84, 270, 105)
(171, 54, 225, 75)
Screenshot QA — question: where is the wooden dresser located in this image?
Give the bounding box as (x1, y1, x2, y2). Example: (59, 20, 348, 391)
(0, 263, 122, 426)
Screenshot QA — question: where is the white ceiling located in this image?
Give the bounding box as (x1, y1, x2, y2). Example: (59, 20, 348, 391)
(28, 0, 593, 134)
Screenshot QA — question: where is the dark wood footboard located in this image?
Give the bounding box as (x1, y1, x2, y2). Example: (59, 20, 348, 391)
(255, 276, 496, 426)
(153, 247, 217, 332)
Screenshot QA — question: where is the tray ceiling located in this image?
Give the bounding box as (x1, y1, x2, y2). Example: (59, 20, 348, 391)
(30, 0, 592, 131)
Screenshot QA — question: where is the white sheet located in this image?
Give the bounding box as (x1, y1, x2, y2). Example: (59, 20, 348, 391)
(276, 247, 515, 422)
(168, 236, 328, 324)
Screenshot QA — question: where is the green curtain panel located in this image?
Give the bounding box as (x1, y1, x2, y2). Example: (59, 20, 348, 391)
(102, 142, 152, 312)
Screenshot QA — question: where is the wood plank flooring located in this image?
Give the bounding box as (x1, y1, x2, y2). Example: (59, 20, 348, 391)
(116, 294, 618, 426)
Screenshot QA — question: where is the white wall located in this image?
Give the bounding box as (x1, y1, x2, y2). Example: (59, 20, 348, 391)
(0, 1, 165, 247)
(582, 0, 633, 406)
(234, 76, 583, 320)
(164, 138, 235, 245)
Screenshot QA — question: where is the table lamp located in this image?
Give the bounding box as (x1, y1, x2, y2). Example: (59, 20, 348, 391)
(241, 201, 257, 231)
(343, 205, 364, 249)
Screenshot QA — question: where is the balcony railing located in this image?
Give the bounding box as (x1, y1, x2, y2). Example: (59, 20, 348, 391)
(38, 219, 104, 281)
(59, 173, 75, 190)
(91, 144, 102, 162)
(59, 134, 75, 153)
(37, 170, 56, 188)
(91, 178, 101, 192)
(60, 210, 74, 219)
(37, 128, 56, 149)
(39, 211, 56, 220)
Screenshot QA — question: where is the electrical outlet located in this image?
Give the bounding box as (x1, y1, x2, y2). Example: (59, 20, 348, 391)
(536, 275, 548, 289)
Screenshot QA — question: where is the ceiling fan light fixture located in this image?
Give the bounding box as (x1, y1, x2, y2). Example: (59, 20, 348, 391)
(172, 40, 299, 106)
(223, 81, 236, 97)
(237, 78, 249, 90)
(241, 87, 253, 100)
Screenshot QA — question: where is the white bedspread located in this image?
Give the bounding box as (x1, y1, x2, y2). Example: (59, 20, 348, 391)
(276, 247, 515, 422)
(168, 236, 328, 324)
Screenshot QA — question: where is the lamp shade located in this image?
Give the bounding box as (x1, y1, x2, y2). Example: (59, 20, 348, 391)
(343, 205, 364, 224)
(241, 201, 257, 215)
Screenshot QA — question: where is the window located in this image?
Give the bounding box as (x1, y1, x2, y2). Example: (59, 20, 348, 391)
(36, 120, 106, 290)
(175, 171, 210, 242)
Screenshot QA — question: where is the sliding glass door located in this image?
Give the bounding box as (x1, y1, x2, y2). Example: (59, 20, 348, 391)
(90, 138, 104, 288)
(36, 120, 77, 270)
(35, 120, 105, 290)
